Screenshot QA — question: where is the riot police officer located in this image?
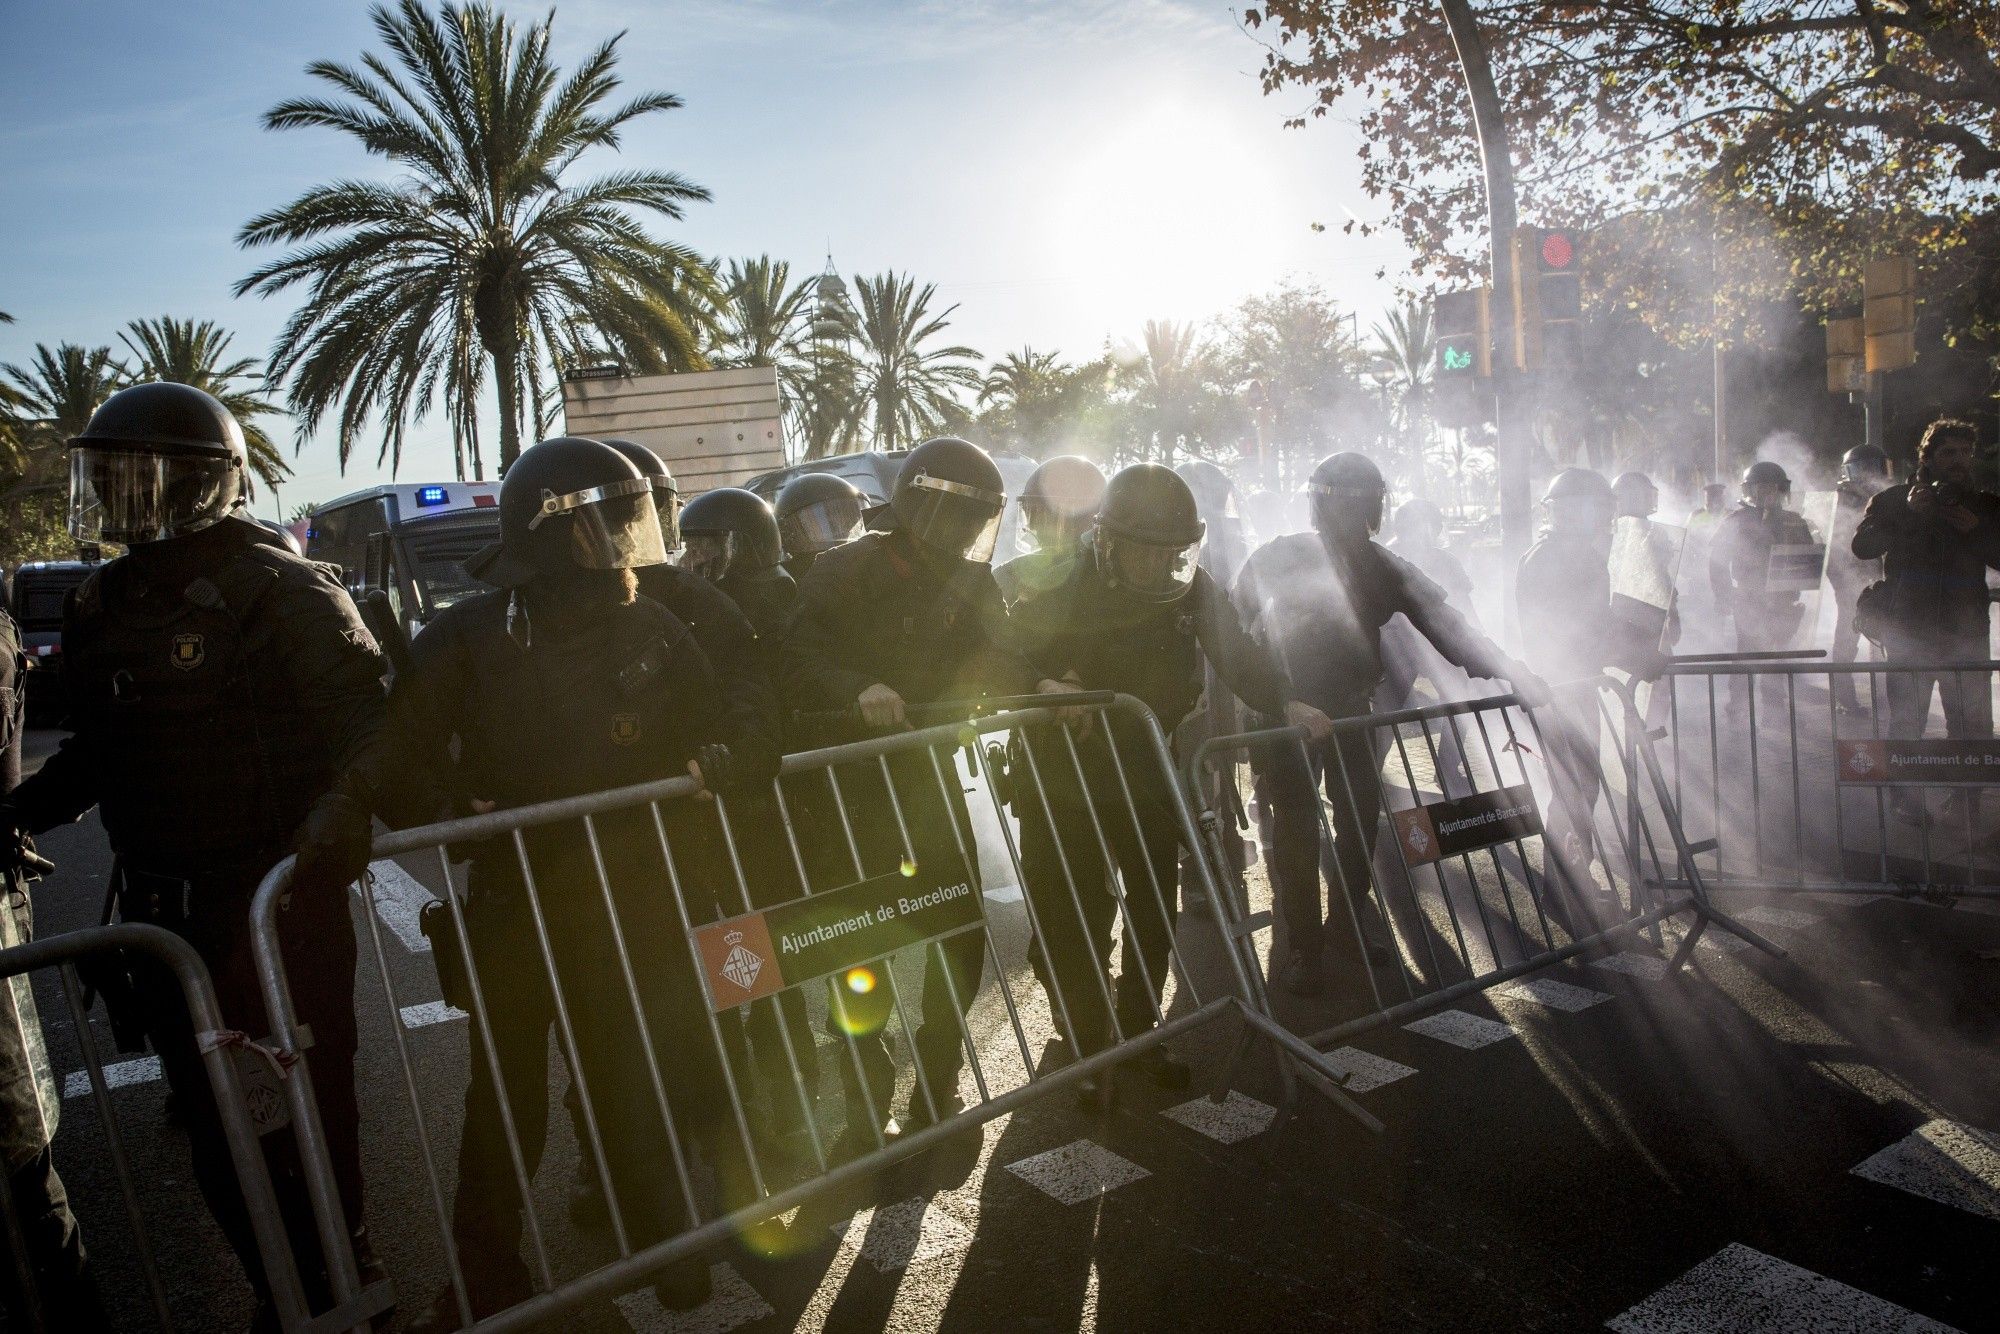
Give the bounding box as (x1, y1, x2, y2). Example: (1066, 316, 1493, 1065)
(391, 437, 762, 1324)
(1, 602, 109, 1329)
(1709, 460, 1819, 662)
(0, 382, 386, 1317)
(1232, 453, 1545, 995)
(680, 487, 796, 641)
(785, 437, 1076, 1136)
(1517, 470, 1669, 914)
(993, 455, 1105, 604)
(1827, 445, 1892, 711)
(775, 472, 867, 581)
(1011, 465, 1330, 1097)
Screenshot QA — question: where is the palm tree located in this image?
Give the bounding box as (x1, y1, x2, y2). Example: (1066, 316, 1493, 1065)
(1117, 319, 1236, 463)
(977, 347, 1115, 459)
(1, 343, 123, 500)
(718, 256, 813, 368)
(841, 273, 981, 451)
(119, 317, 292, 489)
(1371, 301, 1433, 418)
(236, 0, 720, 477)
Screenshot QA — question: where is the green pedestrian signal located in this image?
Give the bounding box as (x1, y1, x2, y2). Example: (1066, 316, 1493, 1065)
(1442, 345, 1474, 373)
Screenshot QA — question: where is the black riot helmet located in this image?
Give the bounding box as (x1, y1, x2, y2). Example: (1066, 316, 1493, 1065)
(466, 436, 668, 588)
(68, 381, 251, 544)
(1840, 445, 1891, 484)
(775, 471, 866, 561)
(258, 519, 303, 557)
(1543, 467, 1615, 536)
(890, 436, 1007, 564)
(1018, 455, 1107, 554)
(680, 487, 783, 583)
(599, 438, 683, 552)
(1306, 452, 1387, 538)
(1741, 459, 1791, 510)
(1173, 458, 1236, 520)
(1093, 463, 1206, 603)
(1611, 470, 1658, 519)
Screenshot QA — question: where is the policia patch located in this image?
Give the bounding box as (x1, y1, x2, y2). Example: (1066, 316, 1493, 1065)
(171, 632, 205, 670)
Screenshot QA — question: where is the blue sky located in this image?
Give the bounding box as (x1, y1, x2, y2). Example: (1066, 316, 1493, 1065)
(0, 0, 1406, 513)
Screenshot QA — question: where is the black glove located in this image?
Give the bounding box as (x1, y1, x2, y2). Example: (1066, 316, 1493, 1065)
(0, 803, 49, 878)
(292, 791, 374, 898)
(693, 743, 735, 792)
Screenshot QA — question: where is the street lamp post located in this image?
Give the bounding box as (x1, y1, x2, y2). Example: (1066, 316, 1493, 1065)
(1437, 0, 1531, 636)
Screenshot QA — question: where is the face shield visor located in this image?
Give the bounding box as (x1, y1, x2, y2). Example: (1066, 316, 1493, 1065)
(1549, 494, 1614, 538)
(897, 473, 1004, 564)
(781, 495, 866, 557)
(1746, 481, 1791, 512)
(679, 531, 735, 582)
(647, 477, 683, 554)
(69, 446, 244, 545)
(1098, 532, 1202, 603)
(529, 475, 669, 570)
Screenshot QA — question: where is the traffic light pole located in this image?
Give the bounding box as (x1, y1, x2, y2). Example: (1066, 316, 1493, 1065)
(1439, 0, 1530, 636)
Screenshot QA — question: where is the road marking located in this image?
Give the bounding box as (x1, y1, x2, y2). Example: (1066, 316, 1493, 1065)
(615, 1262, 772, 1334)
(1850, 1119, 2000, 1223)
(357, 860, 435, 954)
(1738, 905, 1822, 931)
(1005, 1139, 1149, 1205)
(1591, 952, 1672, 981)
(1322, 1047, 1417, 1092)
(1494, 977, 1611, 1012)
(63, 1055, 161, 1099)
(1403, 1009, 1516, 1049)
(831, 1197, 975, 1272)
(399, 1001, 467, 1029)
(1162, 1091, 1276, 1144)
(1607, 1242, 1959, 1332)
(1697, 931, 1752, 954)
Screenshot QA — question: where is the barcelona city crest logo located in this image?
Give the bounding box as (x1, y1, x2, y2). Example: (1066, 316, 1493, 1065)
(720, 929, 763, 990)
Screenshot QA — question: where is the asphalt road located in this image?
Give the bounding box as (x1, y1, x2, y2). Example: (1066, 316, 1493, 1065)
(10, 724, 2000, 1333)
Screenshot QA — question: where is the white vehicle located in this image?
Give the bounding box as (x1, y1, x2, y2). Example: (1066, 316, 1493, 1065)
(306, 481, 500, 638)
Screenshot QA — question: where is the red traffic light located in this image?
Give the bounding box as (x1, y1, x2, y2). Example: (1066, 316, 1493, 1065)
(1541, 231, 1575, 271)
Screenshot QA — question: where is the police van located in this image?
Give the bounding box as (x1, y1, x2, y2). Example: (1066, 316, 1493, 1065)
(8, 558, 102, 723)
(306, 482, 500, 641)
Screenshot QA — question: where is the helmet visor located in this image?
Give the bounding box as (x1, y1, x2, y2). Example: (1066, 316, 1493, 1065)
(69, 446, 240, 544)
(678, 531, 735, 582)
(781, 495, 865, 557)
(529, 475, 669, 570)
(899, 474, 1004, 564)
(1102, 534, 1200, 602)
(650, 478, 683, 553)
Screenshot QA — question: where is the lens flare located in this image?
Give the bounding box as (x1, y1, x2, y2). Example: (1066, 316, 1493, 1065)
(845, 966, 877, 995)
(900, 857, 918, 878)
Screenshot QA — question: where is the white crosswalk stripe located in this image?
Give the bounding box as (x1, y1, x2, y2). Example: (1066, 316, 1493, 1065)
(1738, 904, 1822, 931)
(1850, 1119, 2000, 1223)
(399, 1000, 467, 1029)
(1591, 952, 1672, 981)
(63, 1054, 161, 1099)
(1607, 1242, 1959, 1332)
(831, 1197, 976, 1272)
(1321, 1046, 1417, 1092)
(1005, 1139, 1149, 1205)
(1494, 977, 1611, 1012)
(1403, 1009, 1516, 1048)
(357, 859, 436, 953)
(1162, 1091, 1277, 1144)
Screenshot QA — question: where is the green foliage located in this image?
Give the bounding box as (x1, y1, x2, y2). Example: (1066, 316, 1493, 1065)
(1249, 1, 2000, 341)
(838, 273, 983, 452)
(1, 344, 123, 510)
(119, 316, 292, 489)
(237, 0, 719, 476)
(0, 492, 76, 567)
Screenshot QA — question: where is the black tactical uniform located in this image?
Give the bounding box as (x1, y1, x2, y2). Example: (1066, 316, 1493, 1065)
(1827, 447, 1891, 710)
(1, 607, 108, 1329)
(1233, 455, 1523, 992)
(784, 439, 1044, 1130)
(5, 386, 386, 1309)
(1012, 467, 1291, 1075)
(1709, 463, 1818, 657)
(395, 438, 754, 1321)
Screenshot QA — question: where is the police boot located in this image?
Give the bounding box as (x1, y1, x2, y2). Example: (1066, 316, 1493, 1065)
(898, 1051, 967, 1135)
(832, 1034, 897, 1154)
(1281, 947, 1325, 997)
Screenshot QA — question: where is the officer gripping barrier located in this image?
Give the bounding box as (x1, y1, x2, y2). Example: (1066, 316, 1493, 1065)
(1630, 657, 2000, 901)
(248, 693, 1379, 1332)
(0, 921, 315, 1331)
(1186, 680, 1778, 1056)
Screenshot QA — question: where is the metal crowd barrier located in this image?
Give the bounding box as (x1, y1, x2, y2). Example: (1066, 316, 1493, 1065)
(1634, 657, 2000, 900)
(1187, 681, 1777, 1054)
(248, 693, 1376, 1333)
(0, 922, 314, 1331)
